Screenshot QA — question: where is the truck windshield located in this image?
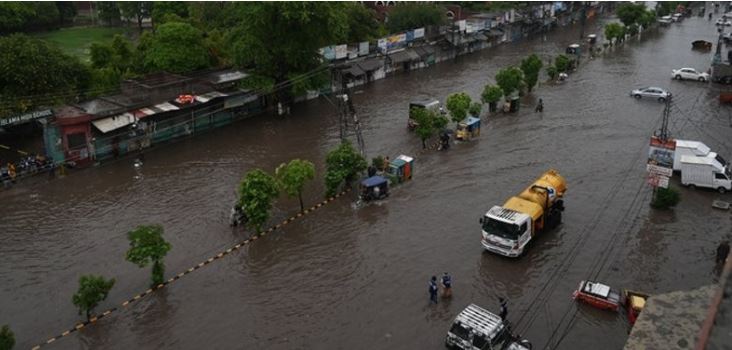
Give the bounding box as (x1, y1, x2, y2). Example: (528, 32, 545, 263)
(483, 218, 520, 240)
(716, 154, 727, 167)
(449, 323, 471, 341)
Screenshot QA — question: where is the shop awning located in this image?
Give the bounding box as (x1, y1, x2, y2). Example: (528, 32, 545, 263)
(414, 46, 436, 58)
(357, 58, 385, 72)
(341, 65, 366, 78)
(92, 112, 135, 133)
(474, 33, 488, 41)
(388, 49, 421, 63)
(195, 91, 228, 103)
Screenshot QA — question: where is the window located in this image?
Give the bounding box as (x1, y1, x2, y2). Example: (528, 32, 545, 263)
(483, 218, 520, 240)
(472, 334, 489, 349)
(66, 133, 87, 149)
(715, 173, 728, 180)
(520, 222, 528, 234)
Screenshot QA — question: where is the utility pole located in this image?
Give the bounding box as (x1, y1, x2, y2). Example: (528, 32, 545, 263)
(658, 96, 672, 143)
(333, 67, 366, 158)
(579, 2, 588, 41)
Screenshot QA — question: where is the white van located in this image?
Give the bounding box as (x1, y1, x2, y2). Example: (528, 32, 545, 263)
(673, 140, 710, 171)
(445, 304, 531, 350)
(680, 155, 732, 193)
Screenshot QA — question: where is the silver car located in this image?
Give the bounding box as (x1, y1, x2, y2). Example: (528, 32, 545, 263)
(630, 87, 671, 102)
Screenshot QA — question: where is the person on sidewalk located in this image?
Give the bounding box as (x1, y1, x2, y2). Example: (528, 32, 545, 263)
(717, 240, 730, 264)
(441, 272, 452, 298)
(535, 99, 544, 113)
(429, 276, 439, 304)
(499, 298, 508, 320)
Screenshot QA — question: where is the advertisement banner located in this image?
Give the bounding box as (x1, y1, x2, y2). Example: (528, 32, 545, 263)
(647, 173, 670, 189)
(406, 30, 414, 42)
(646, 164, 673, 177)
(457, 20, 466, 31)
(377, 38, 388, 53)
(321, 46, 335, 61)
(335, 44, 348, 59)
(387, 33, 406, 50)
(359, 41, 369, 56)
(414, 27, 425, 39)
(647, 136, 676, 170)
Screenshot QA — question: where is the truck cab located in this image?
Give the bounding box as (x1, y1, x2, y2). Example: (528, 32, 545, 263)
(481, 170, 566, 258)
(445, 304, 531, 350)
(680, 155, 732, 193)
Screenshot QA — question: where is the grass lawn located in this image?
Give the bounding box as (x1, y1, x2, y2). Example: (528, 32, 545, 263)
(34, 26, 129, 62)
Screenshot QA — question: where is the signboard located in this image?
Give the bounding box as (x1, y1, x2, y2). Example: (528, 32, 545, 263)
(335, 44, 348, 59)
(387, 33, 406, 50)
(414, 27, 425, 39)
(377, 38, 387, 53)
(646, 136, 675, 188)
(647, 173, 670, 189)
(457, 20, 466, 31)
(406, 30, 414, 42)
(0, 109, 53, 127)
(321, 46, 336, 61)
(648, 136, 676, 169)
(359, 41, 369, 56)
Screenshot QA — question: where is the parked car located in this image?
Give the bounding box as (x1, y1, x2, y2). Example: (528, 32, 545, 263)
(630, 87, 671, 102)
(716, 18, 732, 25)
(722, 11, 732, 19)
(672, 13, 683, 22)
(715, 75, 732, 84)
(671, 68, 710, 82)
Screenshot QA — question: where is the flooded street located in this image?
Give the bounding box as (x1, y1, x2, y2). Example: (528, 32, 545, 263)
(3, 13, 732, 350)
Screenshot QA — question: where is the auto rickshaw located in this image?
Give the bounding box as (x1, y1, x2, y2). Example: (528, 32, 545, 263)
(387, 155, 414, 184)
(623, 289, 650, 326)
(455, 116, 481, 141)
(566, 43, 581, 55)
(360, 175, 389, 201)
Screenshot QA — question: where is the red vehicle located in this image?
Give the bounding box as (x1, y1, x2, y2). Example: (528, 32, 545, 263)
(572, 280, 620, 312)
(623, 289, 650, 326)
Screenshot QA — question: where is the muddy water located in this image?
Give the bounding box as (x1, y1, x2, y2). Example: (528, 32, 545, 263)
(2, 13, 731, 350)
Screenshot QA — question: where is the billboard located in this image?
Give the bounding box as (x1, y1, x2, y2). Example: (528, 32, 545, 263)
(647, 136, 675, 188)
(457, 20, 466, 31)
(359, 41, 369, 56)
(321, 46, 335, 61)
(335, 44, 348, 59)
(377, 38, 387, 53)
(414, 27, 425, 39)
(387, 33, 407, 50)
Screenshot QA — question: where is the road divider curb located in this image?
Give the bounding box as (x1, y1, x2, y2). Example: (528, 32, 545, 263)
(31, 187, 352, 350)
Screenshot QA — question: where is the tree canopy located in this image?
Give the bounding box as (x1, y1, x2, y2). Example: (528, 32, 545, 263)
(96, 1, 120, 26)
(446, 92, 472, 123)
(325, 141, 367, 197)
(386, 3, 446, 33)
(126, 224, 172, 286)
(151, 1, 189, 26)
(554, 54, 571, 72)
(0, 34, 90, 120)
(238, 169, 280, 232)
(481, 84, 503, 104)
(275, 159, 315, 212)
(520, 54, 543, 92)
(141, 21, 212, 73)
(71, 275, 115, 320)
(119, 1, 152, 30)
(345, 3, 380, 43)
(604, 23, 626, 44)
(412, 106, 436, 149)
(228, 2, 348, 99)
(0, 325, 14, 350)
(495, 67, 525, 98)
(0, 2, 62, 34)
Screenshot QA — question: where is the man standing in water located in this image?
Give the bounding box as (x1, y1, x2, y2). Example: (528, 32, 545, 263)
(717, 239, 730, 264)
(429, 276, 439, 304)
(499, 298, 508, 320)
(441, 272, 452, 298)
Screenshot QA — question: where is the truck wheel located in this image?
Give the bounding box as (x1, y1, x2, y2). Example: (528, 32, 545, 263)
(719, 187, 727, 194)
(689, 184, 696, 190)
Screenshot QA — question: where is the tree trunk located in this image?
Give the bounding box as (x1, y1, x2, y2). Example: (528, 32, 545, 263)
(86, 309, 91, 321)
(489, 102, 497, 113)
(422, 138, 427, 149)
(137, 15, 143, 32)
(298, 192, 304, 213)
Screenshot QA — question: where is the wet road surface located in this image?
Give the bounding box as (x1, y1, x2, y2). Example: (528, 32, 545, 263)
(2, 12, 732, 350)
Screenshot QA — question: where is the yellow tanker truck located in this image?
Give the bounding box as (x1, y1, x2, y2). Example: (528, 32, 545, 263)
(480, 169, 567, 257)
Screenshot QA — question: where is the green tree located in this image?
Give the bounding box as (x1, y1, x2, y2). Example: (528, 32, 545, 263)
(324, 141, 367, 197)
(0, 35, 90, 120)
(0, 325, 14, 350)
(119, 1, 151, 31)
(617, 3, 648, 26)
(56, 2, 78, 26)
(151, 1, 189, 26)
(142, 21, 212, 73)
(651, 187, 681, 209)
(126, 225, 172, 287)
(386, 3, 446, 33)
(96, 1, 120, 26)
(655, 1, 683, 17)
(228, 3, 348, 102)
(546, 65, 558, 80)
(412, 106, 436, 149)
(446, 92, 472, 124)
(238, 169, 280, 232)
(520, 54, 543, 93)
(495, 67, 525, 98)
(604, 23, 626, 44)
(469, 102, 482, 117)
(71, 275, 115, 321)
(638, 10, 656, 28)
(481, 84, 503, 112)
(554, 54, 571, 72)
(345, 3, 379, 43)
(275, 159, 315, 212)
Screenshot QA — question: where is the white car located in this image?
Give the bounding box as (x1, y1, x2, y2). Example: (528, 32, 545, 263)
(672, 13, 683, 22)
(671, 68, 710, 82)
(717, 18, 732, 26)
(630, 87, 671, 102)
